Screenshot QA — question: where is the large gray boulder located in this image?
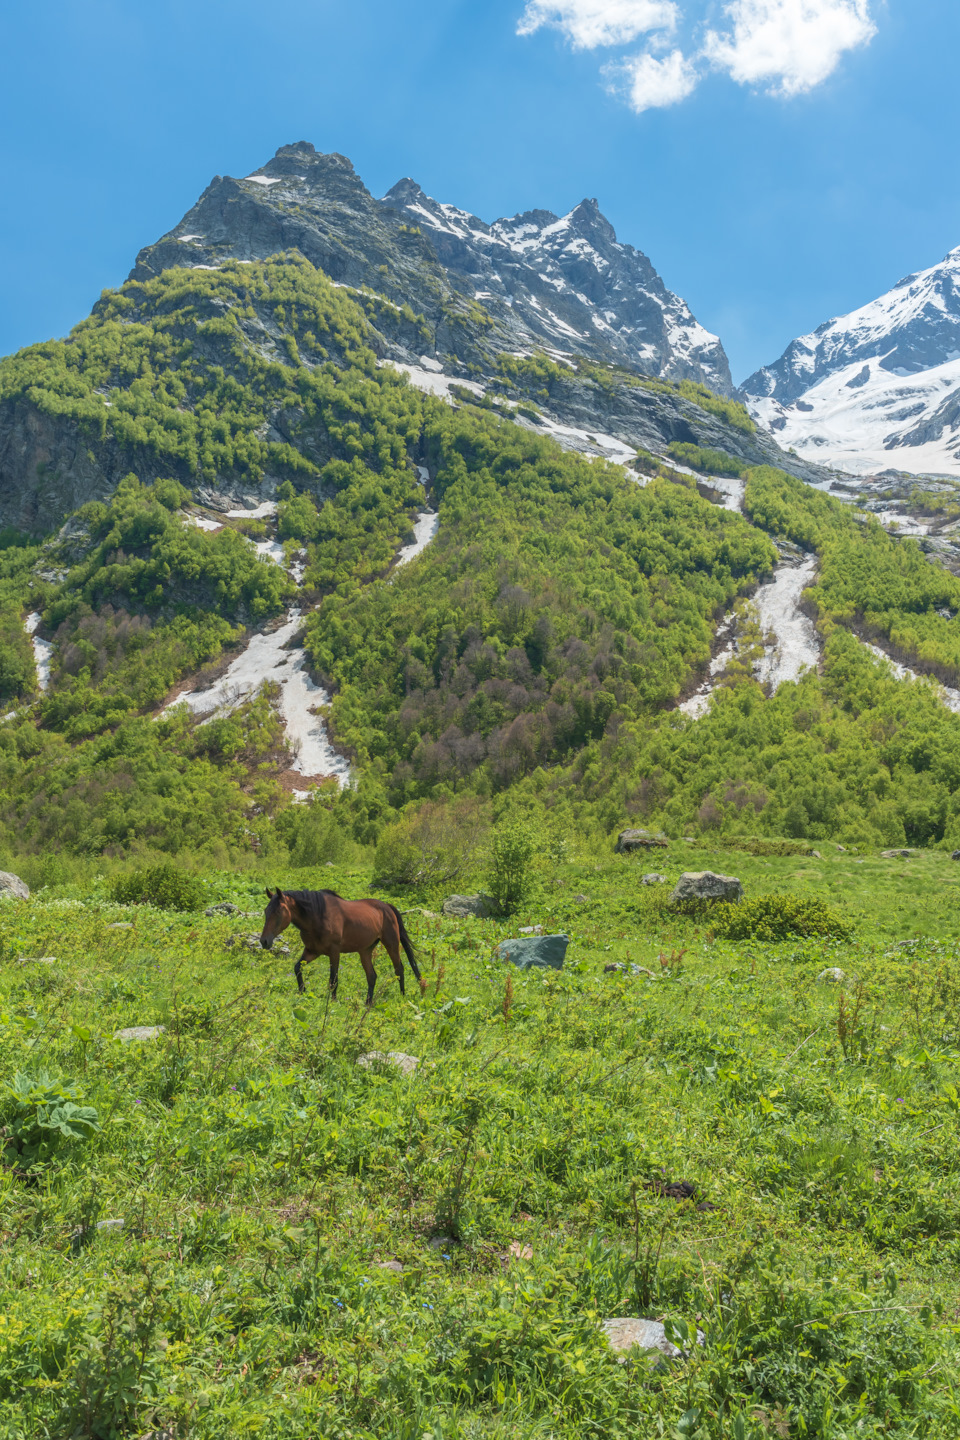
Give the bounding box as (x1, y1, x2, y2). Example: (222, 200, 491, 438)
(495, 934, 569, 970)
(671, 871, 743, 904)
(616, 829, 668, 853)
(0, 871, 29, 900)
(441, 894, 499, 919)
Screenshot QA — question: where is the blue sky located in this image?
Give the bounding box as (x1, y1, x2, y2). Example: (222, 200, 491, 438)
(0, 0, 956, 382)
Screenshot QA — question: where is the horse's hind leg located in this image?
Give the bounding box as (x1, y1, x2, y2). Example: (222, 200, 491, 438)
(329, 950, 341, 1000)
(382, 932, 406, 997)
(359, 948, 377, 1006)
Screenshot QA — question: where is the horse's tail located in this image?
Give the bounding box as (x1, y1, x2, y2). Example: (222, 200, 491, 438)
(388, 904, 423, 985)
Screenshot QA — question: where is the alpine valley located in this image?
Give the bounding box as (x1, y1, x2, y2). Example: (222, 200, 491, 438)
(2, 140, 960, 863)
(6, 140, 960, 1440)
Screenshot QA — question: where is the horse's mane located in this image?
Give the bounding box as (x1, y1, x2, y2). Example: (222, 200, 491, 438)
(285, 889, 342, 923)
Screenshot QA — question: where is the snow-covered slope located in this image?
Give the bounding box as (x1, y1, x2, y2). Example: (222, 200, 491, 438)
(382, 179, 732, 392)
(743, 248, 960, 476)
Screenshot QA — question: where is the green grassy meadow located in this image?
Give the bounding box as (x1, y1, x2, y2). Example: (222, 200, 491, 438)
(2, 843, 960, 1438)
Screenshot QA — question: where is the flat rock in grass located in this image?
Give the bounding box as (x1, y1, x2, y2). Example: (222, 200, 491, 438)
(881, 849, 915, 859)
(616, 829, 668, 853)
(441, 893, 499, 919)
(17, 955, 56, 966)
(0, 871, 28, 900)
(601, 1317, 704, 1361)
(227, 932, 291, 956)
(107, 922, 133, 930)
(671, 871, 743, 904)
(641, 873, 668, 885)
(817, 967, 853, 984)
(205, 902, 260, 918)
(357, 1050, 419, 1077)
(519, 924, 544, 934)
(495, 934, 569, 970)
(114, 1025, 165, 1042)
(376, 1259, 404, 1273)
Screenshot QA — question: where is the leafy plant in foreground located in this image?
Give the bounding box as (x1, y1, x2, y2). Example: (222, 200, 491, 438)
(3, 1070, 100, 1168)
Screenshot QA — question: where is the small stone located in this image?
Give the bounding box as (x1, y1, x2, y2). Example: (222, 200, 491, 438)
(817, 967, 854, 984)
(671, 871, 744, 904)
(951, 851, 960, 861)
(836, 845, 846, 852)
(114, 1026, 165, 1042)
(641, 873, 668, 885)
(616, 829, 668, 853)
(0, 871, 29, 900)
(574, 893, 589, 903)
(357, 1051, 419, 1077)
(107, 923, 133, 930)
(16, 956, 56, 966)
(519, 924, 544, 934)
(630, 965, 657, 978)
(880, 849, 915, 859)
(811, 850, 822, 859)
(376, 1259, 404, 1273)
(495, 934, 569, 970)
(97, 1218, 125, 1234)
(441, 893, 499, 919)
(604, 962, 626, 974)
(601, 1317, 704, 1361)
(429, 1236, 455, 1250)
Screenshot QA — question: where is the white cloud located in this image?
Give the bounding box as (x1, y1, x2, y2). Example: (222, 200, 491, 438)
(517, 0, 678, 50)
(703, 0, 877, 96)
(611, 48, 700, 110)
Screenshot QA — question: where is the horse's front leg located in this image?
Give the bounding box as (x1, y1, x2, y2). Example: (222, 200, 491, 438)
(328, 949, 341, 1000)
(294, 949, 317, 994)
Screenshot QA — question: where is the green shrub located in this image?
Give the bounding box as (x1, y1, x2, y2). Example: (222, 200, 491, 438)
(373, 797, 489, 888)
(716, 835, 816, 857)
(109, 861, 205, 911)
(712, 893, 853, 941)
(667, 442, 748, 477)
(487, 818, 539, 913)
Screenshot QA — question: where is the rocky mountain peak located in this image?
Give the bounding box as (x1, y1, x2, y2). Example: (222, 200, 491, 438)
(132, 143, 732, 393)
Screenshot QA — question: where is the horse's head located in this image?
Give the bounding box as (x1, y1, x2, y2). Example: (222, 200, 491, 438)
(261, 887, 295, 949)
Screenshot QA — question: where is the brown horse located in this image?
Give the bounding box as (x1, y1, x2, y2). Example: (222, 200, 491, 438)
(260, 888, 424, 1004)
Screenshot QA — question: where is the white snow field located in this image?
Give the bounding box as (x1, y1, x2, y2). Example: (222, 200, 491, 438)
(679, 556, 821, 718)
(23, 613, 53, 692)
(753, 556, 821, 691)
(395, 512, 439, 567)
(749, 355, 960, 478)
(227, 501, 278, 519)
(169, 610, 350, 782)
(184, 513, 223, 532)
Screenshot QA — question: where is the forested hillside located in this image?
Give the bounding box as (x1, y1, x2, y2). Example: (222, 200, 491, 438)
(0, 216, 959, 865)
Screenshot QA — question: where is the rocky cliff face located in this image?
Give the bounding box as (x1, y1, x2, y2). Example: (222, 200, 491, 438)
(743, 247, 960, 476)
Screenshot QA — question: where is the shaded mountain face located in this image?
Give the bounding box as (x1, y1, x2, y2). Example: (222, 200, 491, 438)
(743, 248, 960, 476)
(133, 141, 732, 393)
